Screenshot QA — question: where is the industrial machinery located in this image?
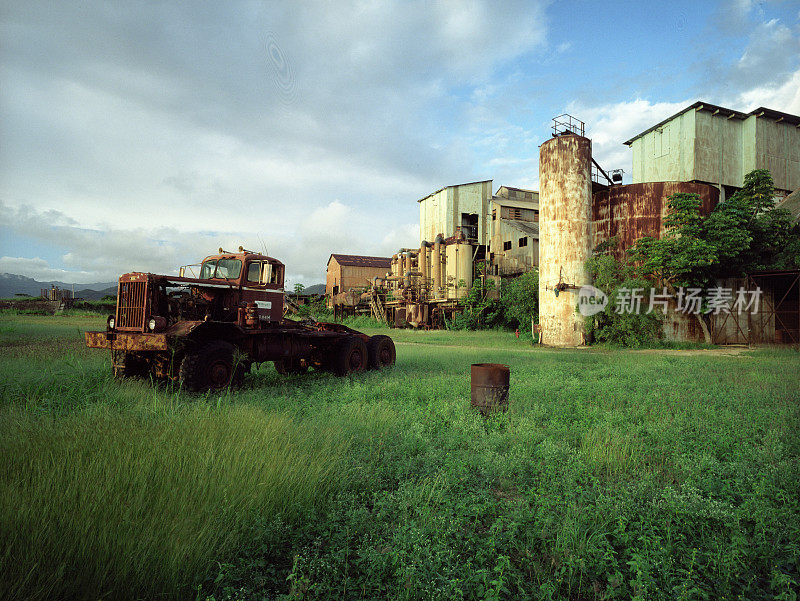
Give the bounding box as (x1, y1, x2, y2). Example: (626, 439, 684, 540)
(85, 247, 396, 391)
(358, 230, 483, 328)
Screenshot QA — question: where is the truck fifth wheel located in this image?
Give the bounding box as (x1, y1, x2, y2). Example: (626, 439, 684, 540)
(85, 247, 396, 392)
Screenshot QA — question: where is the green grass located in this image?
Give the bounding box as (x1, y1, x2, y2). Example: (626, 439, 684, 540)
(0, 314, 799, 600)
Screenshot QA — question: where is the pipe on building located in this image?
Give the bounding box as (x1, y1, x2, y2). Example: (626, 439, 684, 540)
(432, 239, 442, 299)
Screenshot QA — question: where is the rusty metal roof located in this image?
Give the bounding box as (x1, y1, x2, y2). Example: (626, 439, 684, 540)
(501, 219, 539, 237)
(328, 254, 392, 268)
(624, 101, 800, 146)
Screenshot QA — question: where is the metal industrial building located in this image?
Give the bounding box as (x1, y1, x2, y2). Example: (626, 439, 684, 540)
(538, 103, 800, 347)
(418, 180, 493, 247)
(625, 101, 800, 201)
(326, 100, 799, 341)
(490, 186, 540, 276)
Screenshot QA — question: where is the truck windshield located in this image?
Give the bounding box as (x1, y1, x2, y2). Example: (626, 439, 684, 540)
(215, 259, 242, 280)
(199, 259, 241, 280)
(199, 260, 217, 279)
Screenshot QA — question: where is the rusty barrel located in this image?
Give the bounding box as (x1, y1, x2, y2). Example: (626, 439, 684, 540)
(470, 363, 510, 415)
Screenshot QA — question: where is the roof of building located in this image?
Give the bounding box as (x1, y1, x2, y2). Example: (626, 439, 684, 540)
(495, 185, 537, 195)
(624, 101, 800, 146)
(416, 179, 492, 203)
(776, 188, 800, 223)
(500, 219, 539, 237)
(327, 254, 392, 269)
(492, 196, 539, 209)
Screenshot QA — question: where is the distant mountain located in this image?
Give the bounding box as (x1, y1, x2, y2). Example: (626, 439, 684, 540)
(0, 273, 117, 300)
(299, 283, 326, 295)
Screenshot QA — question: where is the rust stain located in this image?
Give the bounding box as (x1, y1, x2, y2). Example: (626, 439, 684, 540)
(538, 133, 593, 346)
(87, 332, 171, 351)
(592, 182, 720, 258)
(85, 331, 112, 349)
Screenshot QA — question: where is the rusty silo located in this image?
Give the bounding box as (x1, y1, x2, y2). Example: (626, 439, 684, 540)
(538, 133, 593, 346)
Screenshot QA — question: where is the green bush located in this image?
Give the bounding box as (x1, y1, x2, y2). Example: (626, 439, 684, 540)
(586, 253, 663, 347)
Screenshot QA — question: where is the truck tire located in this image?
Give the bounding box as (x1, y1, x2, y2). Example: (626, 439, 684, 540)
(274, 358, 308, 375)
(367, 335, 396, 370)
(112, 351, 149, 379)
(179, 340, 244, 392)
(331, 336, 368, 376)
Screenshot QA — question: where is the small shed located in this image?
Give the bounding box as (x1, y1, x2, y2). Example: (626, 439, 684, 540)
(326, 254, 392, 299)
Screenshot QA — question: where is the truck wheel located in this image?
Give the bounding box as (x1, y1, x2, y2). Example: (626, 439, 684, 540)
(179, 340, 244, 392)
(367, 335, 396, 370)
(274, 358, 308, 375)
(112, 351, 149, 379)
(331, 336, 368, 376)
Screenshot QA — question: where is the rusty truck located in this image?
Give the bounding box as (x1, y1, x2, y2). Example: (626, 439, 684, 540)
(85, 247, 396, 391)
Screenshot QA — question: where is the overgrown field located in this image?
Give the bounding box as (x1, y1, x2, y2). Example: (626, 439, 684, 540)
(1, 314, 798, 600)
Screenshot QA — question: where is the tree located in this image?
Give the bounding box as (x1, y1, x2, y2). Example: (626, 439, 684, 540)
(585, 245, 663, 347)
(629, 169, 800, 342)
(500, 269, 538, 329)
(293, 283, 305, 296)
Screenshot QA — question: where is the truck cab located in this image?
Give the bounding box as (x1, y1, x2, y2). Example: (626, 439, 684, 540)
(188, 248, 285, 324)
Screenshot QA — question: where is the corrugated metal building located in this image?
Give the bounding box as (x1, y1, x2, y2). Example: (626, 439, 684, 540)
(625, 101, 800, 200)
(418, 180, 493, 246)
(326, 254, 391, 299)
(490, 186, 540, 275)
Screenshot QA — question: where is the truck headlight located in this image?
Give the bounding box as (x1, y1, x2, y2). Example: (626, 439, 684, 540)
(148, 316, 167, 332)
(107, 315, 115, 330)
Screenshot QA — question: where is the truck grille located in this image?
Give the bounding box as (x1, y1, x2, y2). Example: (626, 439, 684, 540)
(117, 280, 147, 330)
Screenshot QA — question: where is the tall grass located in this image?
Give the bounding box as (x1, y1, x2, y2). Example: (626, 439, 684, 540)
(1, 314, 799, 600)
(0, 406, 348, 600)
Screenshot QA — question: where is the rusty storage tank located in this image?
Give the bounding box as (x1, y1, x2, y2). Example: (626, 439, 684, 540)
(445, 241, 472, 299)
(591, 181, 720, 260)
(539, 133, 592, 346)
(470, 363, 510, 415)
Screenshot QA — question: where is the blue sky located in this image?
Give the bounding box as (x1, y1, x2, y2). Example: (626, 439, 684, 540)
(1, 0, 798, 285)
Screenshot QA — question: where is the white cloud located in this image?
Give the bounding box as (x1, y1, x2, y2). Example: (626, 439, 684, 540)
(0, 1, 550, 285)
(380, 223, 421, 250)
(733, 19, 798, 87)
(566, 98, 690, 175)
(735, 68, 800, 114)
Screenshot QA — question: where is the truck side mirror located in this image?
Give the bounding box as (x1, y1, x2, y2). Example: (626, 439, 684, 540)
(179, 267, 185, 277)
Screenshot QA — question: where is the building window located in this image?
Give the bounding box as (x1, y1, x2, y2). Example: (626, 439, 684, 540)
(519, 237, 527, 248)
(460, 213, 479, 241)
(492, 209, 496, 221)
(503, 241, 512, 251)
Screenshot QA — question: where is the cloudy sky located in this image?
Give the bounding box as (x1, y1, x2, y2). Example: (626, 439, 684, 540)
(1, 0, 798, 286)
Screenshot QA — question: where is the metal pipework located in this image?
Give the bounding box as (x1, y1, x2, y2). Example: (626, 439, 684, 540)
(418, 244, 428, 284)
(432, 240, 442, 299)
(404, 252, 414, 276)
